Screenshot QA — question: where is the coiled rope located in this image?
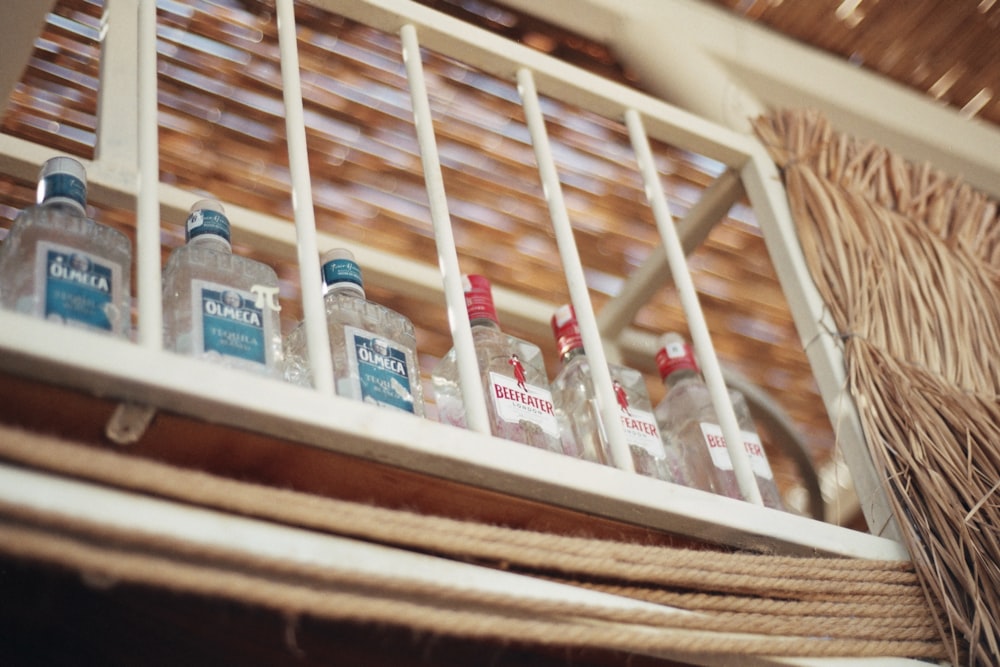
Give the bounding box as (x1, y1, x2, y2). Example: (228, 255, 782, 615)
(0, 423, 945, 660)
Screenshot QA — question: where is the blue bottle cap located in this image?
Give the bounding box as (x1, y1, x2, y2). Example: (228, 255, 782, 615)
(37, 156, 87, 213)
(185, 199, 232, 248)
(321, 248, 365, 295)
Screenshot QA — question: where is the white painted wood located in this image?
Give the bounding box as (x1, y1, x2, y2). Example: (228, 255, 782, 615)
(626, 109, 762, 506)
(0, 0, 902, 549)
(275, 0, 335, 395)
(306, 0, 760, 167)
(136, 0, 162, 349)
(96, 0, 140, 187)
(0, 313, 908, 560)
(596, 168, 744, 341)
(517, 67, 634, 473)
(400, 23, 490, 435)
(740, 149, 901, 541)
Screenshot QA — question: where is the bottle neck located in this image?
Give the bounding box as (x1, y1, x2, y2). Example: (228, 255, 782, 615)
(38, 163, 87, 214)
(663, 367, 700, 389)
(42, 199, 87, 216)
(560, 345, 586, 365)
(470, 316, 500, 331)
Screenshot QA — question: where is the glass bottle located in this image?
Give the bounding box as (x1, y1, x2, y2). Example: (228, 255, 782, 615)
(0, 156, 131, 336)
(549, 304, 680, 481)
(653, 332, 784, 509)
(162, 199, 283, 376)
(284, 248, 424, 416)
(431, 274, 562, 453)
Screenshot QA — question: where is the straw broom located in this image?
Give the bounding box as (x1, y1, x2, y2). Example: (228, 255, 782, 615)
(754, 109, 1000, 666)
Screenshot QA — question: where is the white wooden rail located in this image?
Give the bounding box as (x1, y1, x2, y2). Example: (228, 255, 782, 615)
(0, 0, 904, 577)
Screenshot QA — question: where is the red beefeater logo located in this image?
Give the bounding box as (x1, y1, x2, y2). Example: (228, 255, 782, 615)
(613, 379, 631, 415)
(508, 353, 527, 391)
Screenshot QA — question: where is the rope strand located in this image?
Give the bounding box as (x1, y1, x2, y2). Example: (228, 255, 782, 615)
(0, 423, 944, 660)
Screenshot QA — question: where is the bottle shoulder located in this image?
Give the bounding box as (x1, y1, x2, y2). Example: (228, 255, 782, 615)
(551, 355, 592, 393)
(655, 376, 712, 421)
(164, 244, 278, 285)
(432, 324, 550, 386)
(322, 291, 416, 336)
(4, 205, 132, 258)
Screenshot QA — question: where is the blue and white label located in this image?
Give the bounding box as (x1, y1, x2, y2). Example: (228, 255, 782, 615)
(40, 172, 86, 209)
(344, 325, 414, 413)
(322, 257, 363, 289)
(185, 209, 231, 244)
(193, 279, 266, 365)
(36, 242, 120, 331)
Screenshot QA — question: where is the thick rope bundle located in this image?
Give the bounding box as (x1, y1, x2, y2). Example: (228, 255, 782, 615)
(0, 423, 945, 660)
(754, 108, 1000, 666)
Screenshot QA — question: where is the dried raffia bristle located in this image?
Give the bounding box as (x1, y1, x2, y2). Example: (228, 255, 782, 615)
(754, 108, 1000, 667)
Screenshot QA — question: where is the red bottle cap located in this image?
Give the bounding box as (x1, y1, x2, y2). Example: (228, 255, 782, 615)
(463, 274, 499, 324)
(655, 332, 699, 379)
(551, 304, 584, 358)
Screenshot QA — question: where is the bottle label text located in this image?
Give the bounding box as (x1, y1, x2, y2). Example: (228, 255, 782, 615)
(345, 325, 415, 414)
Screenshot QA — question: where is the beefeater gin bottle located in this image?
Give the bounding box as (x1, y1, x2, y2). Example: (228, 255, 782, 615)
(549, 304, 682, 482)
(653, 332, 784, 509)
(431, 274, 562, 453)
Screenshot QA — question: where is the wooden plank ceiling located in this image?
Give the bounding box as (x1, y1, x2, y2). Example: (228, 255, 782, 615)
(705, 0, 1000, 127)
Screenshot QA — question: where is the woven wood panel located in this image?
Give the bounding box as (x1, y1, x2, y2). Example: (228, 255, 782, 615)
(706, 0, 1000, 126)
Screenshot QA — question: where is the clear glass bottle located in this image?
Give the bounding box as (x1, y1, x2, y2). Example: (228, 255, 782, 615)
(0, 156, 131, 336)
(653, 332, 784, 509)
(162, 199, 283, 377)
(431, 274, 562, 453)
(284, 248, 425, 416)
(549, 304, 679, 481)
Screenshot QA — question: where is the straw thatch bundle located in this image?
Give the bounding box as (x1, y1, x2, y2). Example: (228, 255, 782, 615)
(754, 109, 1000, 666)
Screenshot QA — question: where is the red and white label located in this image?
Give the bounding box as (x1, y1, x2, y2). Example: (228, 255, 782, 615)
(620, 408, 664, 458)
(699, 422, 773, 480)
(489, 372, 560, 438)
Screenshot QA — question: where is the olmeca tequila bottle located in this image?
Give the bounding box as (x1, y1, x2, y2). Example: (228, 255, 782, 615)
(284, 248, 425, 416)
(162, 199, 282, 376)
(432, 274, 562, 453)
(0, 156, 131, 336)
(653, 332, 784, 509)
(549, 304, 681, 481)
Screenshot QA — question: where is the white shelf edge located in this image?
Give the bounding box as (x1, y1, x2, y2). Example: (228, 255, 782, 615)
(0, 313, 908, 561)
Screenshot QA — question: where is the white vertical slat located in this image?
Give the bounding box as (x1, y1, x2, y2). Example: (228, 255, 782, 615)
(624, 109, 763, 506)
(275, 0, 335, 395)
(95, 0, 139, 176)
(516, 68, 634, 473)
(739, 148, 903, 538)
(135, 0, 162, 348)
(400, 24, 490, 436)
